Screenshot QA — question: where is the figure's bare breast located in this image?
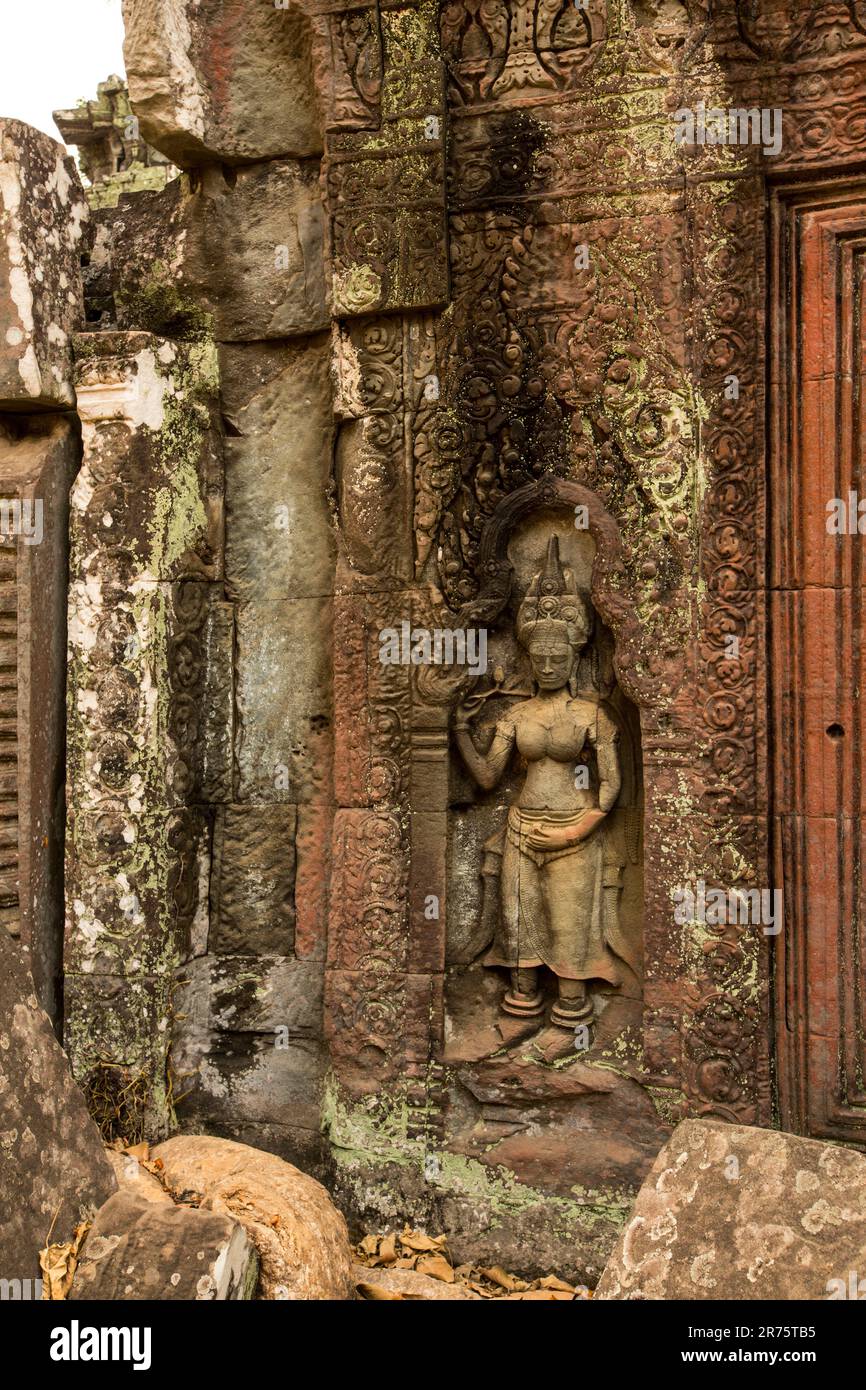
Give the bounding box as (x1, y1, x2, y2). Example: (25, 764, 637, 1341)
(512, 696, 597, 813)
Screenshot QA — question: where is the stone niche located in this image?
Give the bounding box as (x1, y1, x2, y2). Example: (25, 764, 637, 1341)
(443, 505, 646, 1062)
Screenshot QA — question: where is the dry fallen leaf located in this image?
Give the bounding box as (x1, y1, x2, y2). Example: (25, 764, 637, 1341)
(353, 1230, 589, 1302)
(39, 1222, 90, 1300)
(377, 1233, 398, 1265)
(357, 1282, 404, 1301)
(122, 1142, 150, 1162)
(481, 1265, 524, 1292)
(538, 1275, 575, 1292)
(400, 1229, 446, 1253)
(416, 1254, 455, 1283)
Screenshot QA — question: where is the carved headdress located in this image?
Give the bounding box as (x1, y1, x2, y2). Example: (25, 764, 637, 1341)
(516, 537, 592, 685)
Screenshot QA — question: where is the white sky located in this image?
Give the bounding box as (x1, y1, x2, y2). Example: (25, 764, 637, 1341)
(0, 0, 126, 146)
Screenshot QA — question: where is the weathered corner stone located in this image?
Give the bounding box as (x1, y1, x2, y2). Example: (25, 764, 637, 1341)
(0, 414, 77, 1020)
(69, 1189, 258, 1299)
(152, 1134, 355, 1300)
(595, 1119, 866, 1301)
(0, 120, 88, 408)
(0, 929, 117, 1280)
(122, 0, 324, 166)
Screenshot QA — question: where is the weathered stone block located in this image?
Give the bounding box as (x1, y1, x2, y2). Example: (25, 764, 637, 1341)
(185, 162, 328, 341)
(234, 596, 333, 804)
(0, 929, 117, 1281)
(122, 0, 324, 166)
(324, 967, 442, 1095)
(72, 331, 222, 584)
(69, 1189, 258, 1299)
(0, 121, 88, 409)
(92, 164, 328, 344)
(65, 806, 211, 975)
(63, 971, 177, 1141)
(68, 583, 231, 815)
(596, 1119, 866, 1301)
(220, 337, 335, 601)
(210, 804, 297, 955)
(170, 956, 326, 1134)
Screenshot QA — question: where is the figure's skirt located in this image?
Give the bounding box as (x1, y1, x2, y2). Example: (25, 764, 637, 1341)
(483, 806, 621, 984)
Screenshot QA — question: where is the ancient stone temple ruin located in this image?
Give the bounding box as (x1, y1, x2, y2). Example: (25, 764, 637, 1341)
(3, 0, 866, 1283)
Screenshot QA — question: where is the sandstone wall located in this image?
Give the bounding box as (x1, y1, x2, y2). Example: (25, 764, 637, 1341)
(59, 0, 866, 1280)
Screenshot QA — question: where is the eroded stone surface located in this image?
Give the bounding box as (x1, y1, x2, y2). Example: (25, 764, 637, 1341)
(122, 0, 324, 166)
(64, 330, 225, 1139)
(0, 120, 88, 408)
(0, 928, 117, 1281)
(84, 163, 328, 343)
(595, 1120, 866, 1301)
(152, 1134, 355, 1300)
(221, 337, 335, 600)
(69, 1189, 258, 1299)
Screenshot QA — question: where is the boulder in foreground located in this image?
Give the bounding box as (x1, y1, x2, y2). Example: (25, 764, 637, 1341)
(596, 1118, 866, 1301)
(0, 929, 116, 1282)
(152, 1134, 355, 1300)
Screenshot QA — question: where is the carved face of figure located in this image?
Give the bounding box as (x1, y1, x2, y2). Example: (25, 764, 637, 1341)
(528, 640, 575, 691)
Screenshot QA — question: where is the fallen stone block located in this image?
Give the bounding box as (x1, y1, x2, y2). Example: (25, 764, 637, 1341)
(69, 1190, 258, 1299)
(152, 1134, 356, 1300)
(0, 120, 88, 409)
(0, 928, 117, 1283)
(595, 1118, 866, 1301)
